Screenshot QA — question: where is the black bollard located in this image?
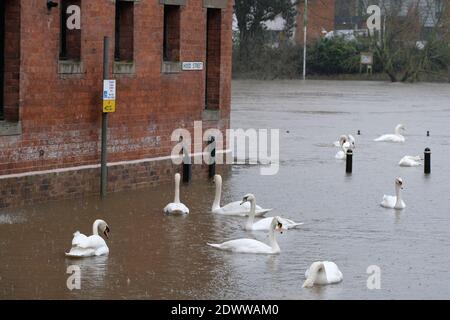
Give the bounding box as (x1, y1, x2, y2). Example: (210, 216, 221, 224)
(424, 148, 431, 174)
(346, 149, 353, 174)
(180, 137, 191, 183)
(207, 136, 216, 179)
(357, 130, 361, 136)
(427, 131, 430, 137)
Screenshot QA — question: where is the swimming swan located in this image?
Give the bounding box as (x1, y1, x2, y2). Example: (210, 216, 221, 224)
(212, 175, 271, 217)
(242, 194, 303, 231)
(374, 124, 406, 143)
(333, 134, 355, 148)
(164, 173, 189, 215)
(335, 135, 351, 160)
(381, 177, 406, 210)
(399, 155, 422, 167)
(303, 261, 343, 288)
(65, 219, 110, 257)
(207, 217, 286, 254)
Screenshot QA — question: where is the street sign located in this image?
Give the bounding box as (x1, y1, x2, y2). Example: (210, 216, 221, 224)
(103, 80, 116, 100)
(103, 79, 116, 113)
(103, 100, 116, 113)
(182, 62, 204, 71)
(361, 52, 373, 65)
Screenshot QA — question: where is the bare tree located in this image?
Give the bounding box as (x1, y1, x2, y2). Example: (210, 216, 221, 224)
(368, 0, 450, 82)
(234, 0, 298, 59)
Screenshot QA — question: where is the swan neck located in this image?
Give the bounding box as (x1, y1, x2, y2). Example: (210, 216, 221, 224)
(269, 222, 280, 252)
(174, 175, 181, 203)
(213, 178, 222, 210)
(395, 185, 402, 205)
(395, 125, 401, 135)
(306, 262, 325, 285)
(92, 220, 100, 236)
(245, 199, 256, 229)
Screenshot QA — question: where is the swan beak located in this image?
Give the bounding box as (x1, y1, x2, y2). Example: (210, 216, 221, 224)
(240, 200, 245, 205)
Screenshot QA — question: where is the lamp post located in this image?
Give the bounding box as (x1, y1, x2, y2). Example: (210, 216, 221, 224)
(302, 0, 308, 81)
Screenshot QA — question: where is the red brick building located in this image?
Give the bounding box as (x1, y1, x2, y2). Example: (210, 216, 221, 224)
(296, 0, 336, 45)
(0, 0, 233, 208)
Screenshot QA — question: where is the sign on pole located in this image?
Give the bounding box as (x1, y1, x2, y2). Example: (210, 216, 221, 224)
(103, 79, 116, 113)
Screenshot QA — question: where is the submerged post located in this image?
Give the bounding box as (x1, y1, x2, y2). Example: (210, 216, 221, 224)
(100, 37, 110, 198)
(182, 139, 192, 184)
(424, 148, 431, 174)
(346, 149, 353, 174)
(427, 131, 430, 137)
(357, 130, 361, 136)
(208, 136, 216, 179)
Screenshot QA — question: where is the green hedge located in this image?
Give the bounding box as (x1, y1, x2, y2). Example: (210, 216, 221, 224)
(233, 37, 382, 79)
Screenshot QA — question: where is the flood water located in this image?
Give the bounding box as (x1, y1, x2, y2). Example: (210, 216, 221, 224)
(1, 80, 450, 299)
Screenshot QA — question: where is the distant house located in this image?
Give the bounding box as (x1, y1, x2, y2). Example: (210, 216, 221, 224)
(232, 12, 291, 47)
(294, 0, 445, 45)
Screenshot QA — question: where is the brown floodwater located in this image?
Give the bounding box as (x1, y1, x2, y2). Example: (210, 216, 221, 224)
(1, 80, 450, 299)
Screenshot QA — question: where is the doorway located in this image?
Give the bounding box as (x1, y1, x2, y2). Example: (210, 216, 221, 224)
(205, 9, 221, 110)
(0, 0, 5, 120)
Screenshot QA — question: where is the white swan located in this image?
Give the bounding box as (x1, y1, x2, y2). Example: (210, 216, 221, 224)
(66, 219, 110, 257)
(242, 194, 303, 231)
(333, 134, 355, 148)
(374, 124, 406, 142)
(399, 155, 422, 167)
(303, 261, 343, 288)
(212, 175, 271, 217)
(164, 173, 189, 215)
(381, 177, 406, 210)
(335, 135, 351, 160)
(207, 217, 286, 254)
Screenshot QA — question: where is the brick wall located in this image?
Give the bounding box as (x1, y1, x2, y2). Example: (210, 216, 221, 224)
(296, 0, 335, 45)
(0, 0, 233, 208)
(0, 160, 229, 209)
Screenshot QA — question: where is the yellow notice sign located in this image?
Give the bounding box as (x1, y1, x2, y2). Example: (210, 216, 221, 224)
(103, 100, 116, 113)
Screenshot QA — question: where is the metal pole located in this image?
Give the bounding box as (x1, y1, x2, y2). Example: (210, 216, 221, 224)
(346, 149, 353, 174)
(101, 37, 110, 197)
(424, 148, 431, 175)
(208, 137, 216, 179)
(302, 0, 308, 81)
(182, 145, 192, 184)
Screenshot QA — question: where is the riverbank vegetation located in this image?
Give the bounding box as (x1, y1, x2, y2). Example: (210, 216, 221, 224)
(232, 0, 450, 82)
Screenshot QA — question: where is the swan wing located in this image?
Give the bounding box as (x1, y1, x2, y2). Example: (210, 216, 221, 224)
(215, 201, 270, 217)
(399, 156, 421, 167)
(67, 233, 109, 257)
(164, 202, 189, 215)
(277, 217, 304, 229)
(335, 150, 345, 160)
(374, 134, 405, 142)
(249, 218, 273, 231)
(323, 261, 343, 284)
(208, 239, 273, 254)
(251, 217, 303, 231)
(71, 231, 89, 248)
(381, 195, 396, 208)
(95, 245, 110, 256)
